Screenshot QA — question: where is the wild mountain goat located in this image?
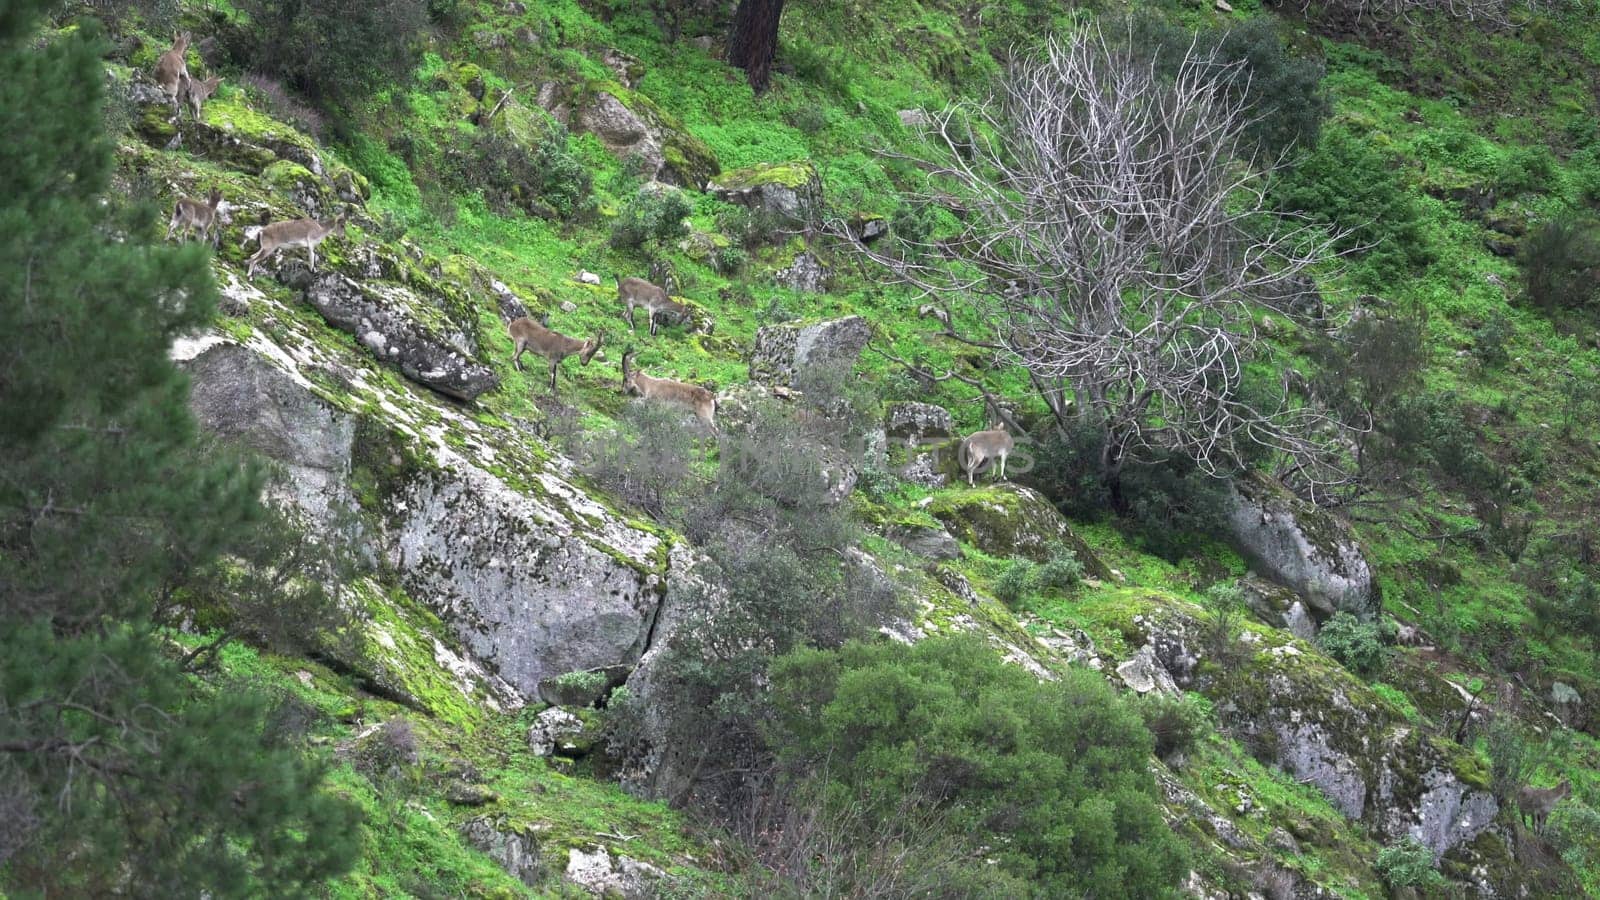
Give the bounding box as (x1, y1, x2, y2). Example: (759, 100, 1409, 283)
(166, 188, 231, 247)
(621, 348, 716, 429)
(958, 422, 1014, 487)
(152, 31, 191, 119)
(508, 317, 604, 392)
(1519, 779, 1571, 833)
(180, 73, 222, 123)
(243, 213, 347, 277)
(617, 275, 693, 337)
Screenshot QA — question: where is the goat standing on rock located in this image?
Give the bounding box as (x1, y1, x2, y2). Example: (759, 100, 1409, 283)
(243, 213, 347, 277)
(958, 421, 1014, 487)
(621, 348, 716, 430)
(508, 317, 604, 393)
(166, 187, 231, 248)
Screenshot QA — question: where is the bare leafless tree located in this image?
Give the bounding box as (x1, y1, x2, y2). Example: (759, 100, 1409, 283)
(838, 22, 1356, 500)
(1281, 0, 1565, 29)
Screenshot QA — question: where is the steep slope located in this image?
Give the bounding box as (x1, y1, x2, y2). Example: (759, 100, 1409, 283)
(85, 0, 1600, 894)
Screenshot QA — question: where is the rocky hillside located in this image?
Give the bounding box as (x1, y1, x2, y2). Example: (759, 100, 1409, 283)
(10, 0, 1600, 895)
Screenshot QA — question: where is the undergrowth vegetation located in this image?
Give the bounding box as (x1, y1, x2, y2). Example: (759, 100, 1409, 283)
(15, 0, 1600, 892)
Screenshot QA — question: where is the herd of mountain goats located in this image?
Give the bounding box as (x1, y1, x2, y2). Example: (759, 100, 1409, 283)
(152, 30, 1014, 488)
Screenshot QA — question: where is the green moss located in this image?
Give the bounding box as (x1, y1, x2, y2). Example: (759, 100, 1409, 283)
(709, 160, 817, 191)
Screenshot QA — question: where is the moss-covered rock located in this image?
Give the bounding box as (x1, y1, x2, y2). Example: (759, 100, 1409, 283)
(561, 79, 719, 187)
(1224, 471, 1378, 622)
(923, 484, 1110, 577)
(709, 161, 820, 223)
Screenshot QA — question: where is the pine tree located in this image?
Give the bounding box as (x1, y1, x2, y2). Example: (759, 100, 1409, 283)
(0, 2, 360, 893)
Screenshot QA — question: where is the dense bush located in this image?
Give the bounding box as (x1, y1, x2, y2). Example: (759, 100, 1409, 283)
(1521, 213, 1600, 312)
(1274, 126, 1434, 285)
(1374, 838, 1445, 890)
(1030, 423, 1232, 560)
(1139, 691, 1212, 763)
(1316, 612, 1387, 677)
(595, 393, 902, 811)
(993, 558, 1037, 607)
(1471, 311, 1514, 368)
(768, 635, 1188, 897)
(1138, 14, 1328, 160)
(230, 0, 428, 105)
(442, 124, 592, 220)
(610, 185, 692, 252)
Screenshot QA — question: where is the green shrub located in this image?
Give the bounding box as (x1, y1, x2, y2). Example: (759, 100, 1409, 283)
(1549, 800, 1600, 876)
(230, 0, 429, 105)
(1274, 126, 1434, 285)
(609, 186, 691, 252)
(1494, 146, 1558, 197)
(1374, 838, 1444, 890)
(1138, 692, 1212, 762)
(442, 124, 593, 220)
(711, 244, 747, 275)
(768, 634, 1189, 898)
(1471, 311, 1514, 368)
(993, 558, 1037, 607)
(1521, 213, 1600, 312)
(1035, 546, 1085, 592)
(1317, 612, 1387, 677)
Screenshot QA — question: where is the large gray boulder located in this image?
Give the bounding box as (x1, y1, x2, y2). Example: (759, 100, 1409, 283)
(709, 161, 820, 224)
(181, 339, 357, 530)
(384, 462, 667, 697)
(749, 315, 871, 386)
(884, 402, 954, 445)
(576, 91, 665, 183)
(1223, 473, 1377, 621)
(305, 272, 500, 402)
(461, 817, 543, 886)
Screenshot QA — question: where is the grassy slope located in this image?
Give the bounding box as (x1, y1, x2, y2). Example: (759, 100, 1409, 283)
(107, 0, 1600, 893)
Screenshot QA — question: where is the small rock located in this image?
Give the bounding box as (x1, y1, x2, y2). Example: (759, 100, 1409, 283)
(527, 708, 588, 757)
(1116, 644, 1178, 694)
(1214, 0, 1233, 11)
(886, 522, 962, 561)
(559, 300, 578, 313)
(444, 780, 500, 806)
(575, 270, 602, 286)
(884, 401, 954, 444)
(898, 108, 931, 128)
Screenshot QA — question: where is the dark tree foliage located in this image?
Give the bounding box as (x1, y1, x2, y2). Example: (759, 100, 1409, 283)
(1138, 13, 1329, 160)
(768, 635, 1190, 898)
(1521, 213, 1600, 312)
(0, 4, 360, 894)
(229, 0, 429, 105)
(727, 0, 785, 93)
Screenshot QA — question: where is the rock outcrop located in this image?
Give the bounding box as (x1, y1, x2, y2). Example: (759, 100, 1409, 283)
(709, 161, 820, 224)
(1224, 473, 1377, 621)
(749, 315, 872, 386)
(461, 817, 543, 886)
(884, 401, 954, 445)
(1118, 601, 1499, 860)
(178, 281, 686, 713)
(551, 81, 718, 187)
(305, 272, 500, 401)
(771, 250, 829, 293)
(922, 485, 1110, 577)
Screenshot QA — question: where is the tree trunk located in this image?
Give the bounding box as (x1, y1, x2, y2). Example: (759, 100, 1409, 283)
(727, 0, 785, 93)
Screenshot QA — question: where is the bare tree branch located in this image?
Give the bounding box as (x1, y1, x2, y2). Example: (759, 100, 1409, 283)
(830, 20, 1363, 501)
